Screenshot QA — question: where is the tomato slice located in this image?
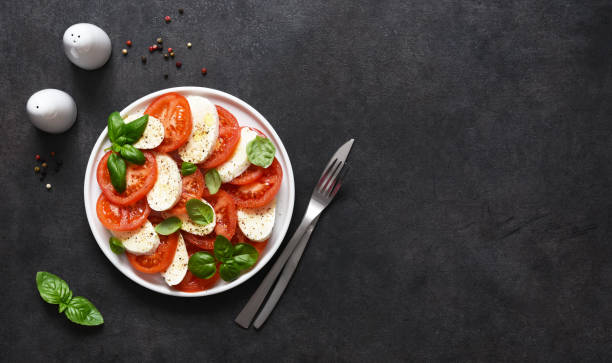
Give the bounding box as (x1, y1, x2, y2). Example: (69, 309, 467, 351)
(199, 105, 240, 168)
(222, 158, 282, 208)
(96, 193, 150, 231)
(230, 164, 264, 185)
(175, 269, 220, 292)
(148, 210, 165, 224)
(232, 226, 268, 255)
(168, 169, 205, 215)
(97, 151, 157, 206)
(183, 231, 215, 251)
(145, 92, 193, 152)
(126, 232, 179, 273)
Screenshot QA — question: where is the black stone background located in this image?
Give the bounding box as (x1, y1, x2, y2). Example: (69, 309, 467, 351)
(2, 0, 612, 361)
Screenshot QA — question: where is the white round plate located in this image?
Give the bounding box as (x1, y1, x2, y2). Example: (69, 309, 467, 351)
(84, 87, 295, 297)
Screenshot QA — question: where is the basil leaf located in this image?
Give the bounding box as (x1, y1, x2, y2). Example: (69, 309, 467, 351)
(115, 135, 128, 145)
(181, 162, 197, 176)
(186, 199, 214, 226)
(107, 111, 124, 144)
(246, 136, 276, 168)
(155, 217, 182, 235)
(111, 143, 122, 153)
(120, 144, 145, 165)
(36, 271, 73, 306)
(188, 252, 217, 279)
(213, 235, 233, 263)
(109, 237, 125, 254)
(232, 243, 259, 271)
(122, 115, 149, 144)
(219, 260, 241, 282)
(205, 168, 221, 195)
(107, 153, 126, 193)
(64, 296, 104, 326)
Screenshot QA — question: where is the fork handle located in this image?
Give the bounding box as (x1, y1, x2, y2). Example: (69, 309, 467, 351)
(235, 213, 315, 328)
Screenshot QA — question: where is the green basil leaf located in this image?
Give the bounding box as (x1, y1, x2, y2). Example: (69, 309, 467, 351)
(219, 260, 241, 282)
(232, 243, 259, 271)
(246, 136, 276, 168)
(213, 235, 233, 263)
(120, 144, 145, 165)
(181, 162, 197, 176)
(115, 135, 128, 145)
(107, 111, 124, 144)
(36, 271, 73, 306)
(122, 115, 149, 144)
(111, 143, 122, 153)
(64, 296, 104, 326)
(109, 237, 125, 254)
(188, 252, 217, 279)
(185, 199, 214, 226)
(155, 217, 182, 235)
(107, 153, 126, 193)
(205, 168, 221, 195)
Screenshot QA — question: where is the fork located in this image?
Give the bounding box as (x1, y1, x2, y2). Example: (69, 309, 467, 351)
(234, 139, 354, 329)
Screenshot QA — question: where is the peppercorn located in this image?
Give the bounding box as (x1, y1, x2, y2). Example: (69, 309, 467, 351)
(170, 52, 175, 57)
(165, 15, 171, 22)
(121, 49, 128, 55)
(42, 162, 48, 168)
(167, 47, 173, 53)
(187, 42, 192, 48)
(157, 37, 163, 44)
(36, 154, 41, 160)
(141, 55, 147, 63)
(126, 40, 132, 47)
(50, 151, 56, 157)
(163, 53, 169, 60)
(176, 61, 182, 68)
(164, 74, 168, 79)
(178, 8, 184, 14)
(148, 46, 154, 52)
(34, 166, 40, 173)
(201, 67, 207, 75)
(46, 183, 52, 190)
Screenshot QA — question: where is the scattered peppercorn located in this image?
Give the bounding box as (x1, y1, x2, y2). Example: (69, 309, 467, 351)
(157, 37, 163, 44)
(148, 46, 154, 52)
(46, 183, 52, 190)
(34, 166, 40, 173)
(164, 53, 169, 59)
(164, 74, 168, 79)
(165, 15, 171, 23)
(141, 55, 147, 63)
(36, 154, 41, 160)
(126, 40, 132, 47)
(176, 61, 182, 68)
(50, 151, 55, 157)
(201, 67, 207, 75)
(42, 162, 48, 168)
(187, 42, 192, 48)
(178, 8, 184, 14)
(167, 47, 173, 53)
(170, 52, 175, 57)
(121, 49, 128, 55)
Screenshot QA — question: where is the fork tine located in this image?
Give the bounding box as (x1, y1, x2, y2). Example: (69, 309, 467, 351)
(316, 159, 338, 191)
(328, 163, 349, 197)
(320, 159, 343, 193)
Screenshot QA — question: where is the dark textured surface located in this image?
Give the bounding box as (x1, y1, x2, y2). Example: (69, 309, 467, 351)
(2, 0, 612, 361)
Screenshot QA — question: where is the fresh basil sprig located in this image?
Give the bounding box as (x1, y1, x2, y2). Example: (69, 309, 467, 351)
(107, 153, 126, 193)
(107, 112, 125, 144)
(155, 216, 182, 235)
(188, 251, 217, 279)
(120, 144, 145, 165)
(122, 115, 149, 144)
(247, 136, 276, 168)
(109, 237, 125, 254)
(205, 168, 221, 195)
(215, 236, 259, 282)
(186, 199, 214, 226)
(181, 162, 197, 176)
(36, 272, 104, 326)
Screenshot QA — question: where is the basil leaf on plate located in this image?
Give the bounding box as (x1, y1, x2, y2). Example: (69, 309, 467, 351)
(36, 271, 73, 308)
(107, 153, 126, 193)
(64, 296, 104, 326)
(120, 144, 145, 165)
(122, 115, 149, 144)
(155, 217, 182, 235)
(232, 243, 259, 271)
(246, 136, 275, 168)
(188, 251, 217, 279)
(109, 237, 125, 254)
(107, 111, 124, 144)
(219, 260, 241, 282)
(111, 143, 122, 153)
(181, 162, 197, 176)
(185, 199, 214, 226)
(205, 168, 221, 195)
(213, 235, 233, 263)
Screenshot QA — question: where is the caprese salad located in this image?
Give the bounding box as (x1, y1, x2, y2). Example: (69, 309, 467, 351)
(95, 92, 282, 292)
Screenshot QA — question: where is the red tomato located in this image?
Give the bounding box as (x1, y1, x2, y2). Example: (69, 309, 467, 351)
(145, 92, 193, 152)
(182, 231, 215, 251)
(199, 105, 240, 168)
(230, 164, 264, 185)
(96, 193, 150, 231)
(148, 210, 165, 224)
(126, 232, 179, 273)
(174, 270, 220, 292)
(168, 169, 205, 215)
(207, 190, 237, 240)
(96, 151, 157, 206)
(222, 158, 282, 208)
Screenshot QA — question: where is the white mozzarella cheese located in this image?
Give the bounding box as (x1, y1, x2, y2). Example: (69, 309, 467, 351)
(123, 114, 165, 149)
(163, 199, 216, 236)
(112, 220, 160, 255)
(237, 199, 276, 242)
(217, 128, 259, 183)
(161, 233, 189, 286)
(147, 153, 182, 211)
(178, 96, 219, 163)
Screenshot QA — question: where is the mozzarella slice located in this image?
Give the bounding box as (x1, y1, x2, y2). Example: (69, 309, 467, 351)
(178, 96, 219, 163)
(123, 114, 165, 149)
(217, 128, 259, 183)
(163, 199, 216, 236)
(161, 233, 189, 286)
(237, 199, 276, 242)
(147, 153, 182, 211)
(112, 220, 160, 255)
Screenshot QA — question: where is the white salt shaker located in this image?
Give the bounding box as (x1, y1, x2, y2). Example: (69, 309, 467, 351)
(63, 23, 112, 70)
(26, 89, 77, 133)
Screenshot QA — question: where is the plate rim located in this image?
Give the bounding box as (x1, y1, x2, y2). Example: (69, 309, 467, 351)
(83, 86, 295, 297)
